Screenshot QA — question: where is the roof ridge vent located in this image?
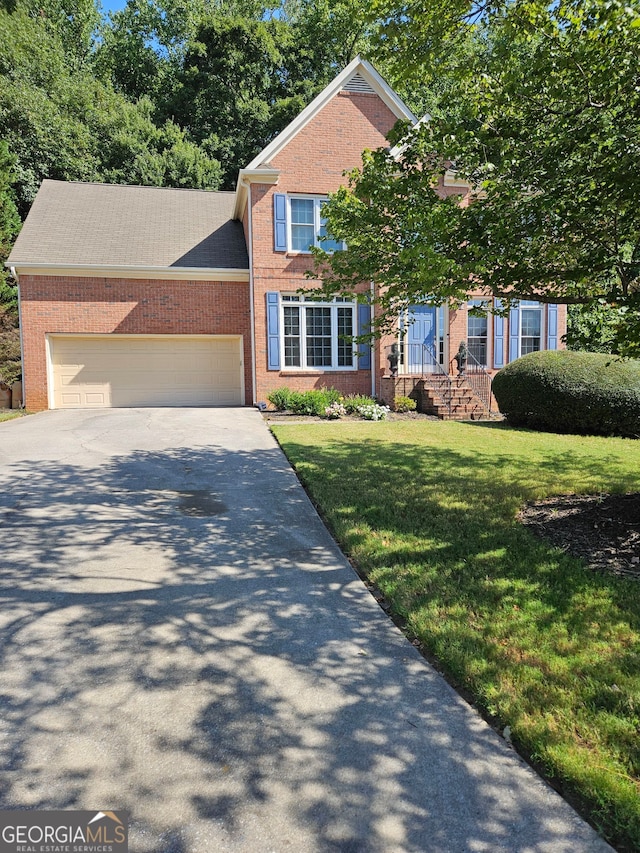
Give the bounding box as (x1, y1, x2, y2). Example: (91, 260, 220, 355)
(342, 72, 375, 94)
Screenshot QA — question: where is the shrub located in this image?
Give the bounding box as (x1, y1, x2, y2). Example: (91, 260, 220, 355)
(356, 403, 390, 421)
(342, 394, 376, 414)
(268, 387, 293, 411)
(324, 402, 347, 419)
(492, 351, 640, 437)
(394, 395, 417, 413)
(287, 388, 342, 416)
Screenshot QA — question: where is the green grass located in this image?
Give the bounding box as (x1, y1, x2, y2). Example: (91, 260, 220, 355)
(271, 420, 640, 851)
(0, 410, 27, 423)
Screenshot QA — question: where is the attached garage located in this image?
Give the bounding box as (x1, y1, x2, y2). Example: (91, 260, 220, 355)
(48, 335, 244, 408)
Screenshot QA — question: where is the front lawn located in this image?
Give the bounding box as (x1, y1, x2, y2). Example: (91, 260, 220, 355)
(271, 420, 640, 852)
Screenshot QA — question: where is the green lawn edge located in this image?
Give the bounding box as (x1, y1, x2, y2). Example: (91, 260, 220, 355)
(271, 420, 640, 852)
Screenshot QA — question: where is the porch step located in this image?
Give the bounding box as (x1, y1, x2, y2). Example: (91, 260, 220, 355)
(380, 374, 493, 421)
(420, 377, 490, 421)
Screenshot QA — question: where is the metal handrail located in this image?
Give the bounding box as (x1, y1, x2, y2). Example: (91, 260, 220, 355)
(450, 345, 493, 415)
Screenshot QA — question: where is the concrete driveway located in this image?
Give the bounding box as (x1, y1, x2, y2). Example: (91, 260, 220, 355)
(0, 409, 612, 853)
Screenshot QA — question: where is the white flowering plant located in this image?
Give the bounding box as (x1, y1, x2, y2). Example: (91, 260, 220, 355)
(324, 402, 347, 419)
(356, 403, 390, 421)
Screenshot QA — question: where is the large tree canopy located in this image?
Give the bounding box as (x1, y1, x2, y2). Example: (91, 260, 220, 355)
(313, 0, 640, 354)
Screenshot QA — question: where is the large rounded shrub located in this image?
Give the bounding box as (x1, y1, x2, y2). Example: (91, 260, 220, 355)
(492, 351, 640, 437)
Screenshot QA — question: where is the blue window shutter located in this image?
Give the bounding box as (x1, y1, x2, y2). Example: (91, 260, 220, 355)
(547, 303, 558, 350)
(509, 304, 520, 362)
(266, 292, 280, 370)
(493, 298, 505, 368)
(273, 194, 287, 252)
(357, 303, 371, 370)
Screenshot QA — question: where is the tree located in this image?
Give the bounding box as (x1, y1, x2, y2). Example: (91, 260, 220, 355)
(0, 141, 20, 307)
(0, 5, 222, 217)
(162, 13, 307, 187)
(312, 0, 640, 353)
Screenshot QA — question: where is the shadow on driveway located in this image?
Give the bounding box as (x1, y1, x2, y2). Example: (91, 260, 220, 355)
(0, 412, 612, 852)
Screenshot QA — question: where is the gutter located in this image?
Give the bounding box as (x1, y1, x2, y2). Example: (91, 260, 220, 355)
(240, 178, 258, 406)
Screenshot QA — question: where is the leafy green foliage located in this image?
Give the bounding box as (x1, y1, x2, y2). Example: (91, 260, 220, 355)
(341, 393, 376, 413)
(0, 304, 21, 384)
(394, 395, 417, 412)
(267, 386, 294, 411)
(286, 387, 342, 416)
(0, 141, 20, 300)
(0, 7, 223, 218)
(492, 351, 640, 437)
(313, 0, 640, 353)
(566, 302, 623, 354)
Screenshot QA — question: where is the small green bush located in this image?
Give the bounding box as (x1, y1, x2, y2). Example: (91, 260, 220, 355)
(492, 351, 640, 437)
(394, 395, 417, 413)
(287, 388, 342, 416)
(268, 387, 293, 411)
(341, 394, 376, 414)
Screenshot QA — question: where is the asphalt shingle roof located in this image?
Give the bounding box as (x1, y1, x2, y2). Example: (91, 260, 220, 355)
(8, 180, 249, 270)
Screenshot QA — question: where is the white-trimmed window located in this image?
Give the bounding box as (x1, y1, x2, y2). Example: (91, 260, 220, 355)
(467, 300, 489, 365)
(288, 197, 343, 253)
(281, 295, 355, 369)
(520, 301, 542, 354)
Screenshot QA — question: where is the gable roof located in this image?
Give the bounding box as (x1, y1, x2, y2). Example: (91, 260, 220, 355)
(8, 180, 249, 276)
(233, 58, 417, 218)
(244, 57, 416, 172)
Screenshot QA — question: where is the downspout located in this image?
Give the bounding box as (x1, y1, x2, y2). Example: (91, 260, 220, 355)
(9, 266, 24, 406)
(370, 281, 375, 399)
(241, 180, 258, 406)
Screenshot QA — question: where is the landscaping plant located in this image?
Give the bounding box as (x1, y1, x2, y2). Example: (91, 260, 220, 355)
(493, 351, 640, 437)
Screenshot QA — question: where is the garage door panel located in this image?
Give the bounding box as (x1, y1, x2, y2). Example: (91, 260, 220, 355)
(51, 336, 242, 408)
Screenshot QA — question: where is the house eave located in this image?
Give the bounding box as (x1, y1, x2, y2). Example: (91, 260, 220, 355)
(233, 167, 281, 220)
(6, 262, 250, 282)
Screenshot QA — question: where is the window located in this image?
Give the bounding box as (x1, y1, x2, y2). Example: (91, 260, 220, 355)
(281, 295, 355, 369)
(467, 300, 489, 365)
(520, 302, 542, 355)
(288, 197, 342, 253)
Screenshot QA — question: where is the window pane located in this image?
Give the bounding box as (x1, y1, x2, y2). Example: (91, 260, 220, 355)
(337, 307, 354, 367)
(291, 224, 315, 252)
(283, 306, 301, 367)
(468, 340, 487, 364)
(467, 315, 487, 337)
(521, 309, 541, 337)
(318, 219, 342, 253)
(306, 307, 332, 366)
(290, 198, 314, 224)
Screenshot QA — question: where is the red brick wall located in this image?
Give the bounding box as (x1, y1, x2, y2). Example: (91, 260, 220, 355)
(250, 91, 399, 404)
(19, 275, 252, 410)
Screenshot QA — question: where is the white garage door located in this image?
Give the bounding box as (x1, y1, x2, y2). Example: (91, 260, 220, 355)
(49, 335, 243, 408)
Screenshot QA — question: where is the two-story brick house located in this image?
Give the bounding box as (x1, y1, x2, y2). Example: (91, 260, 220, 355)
(7, 57, 565, 413)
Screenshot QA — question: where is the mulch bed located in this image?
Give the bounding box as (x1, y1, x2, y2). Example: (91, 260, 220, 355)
(519, 492, 640, 580)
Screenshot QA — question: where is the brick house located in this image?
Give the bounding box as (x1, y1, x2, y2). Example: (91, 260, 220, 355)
(6, 57, 566, 414)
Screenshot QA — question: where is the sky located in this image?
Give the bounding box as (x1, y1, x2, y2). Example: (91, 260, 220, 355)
(99, 0, 128, 16)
